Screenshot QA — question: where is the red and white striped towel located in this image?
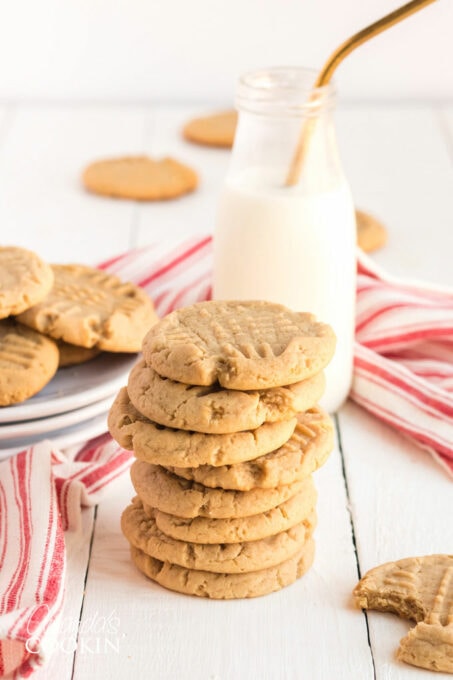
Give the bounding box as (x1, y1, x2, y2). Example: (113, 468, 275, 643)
(1, 235, 452, 678)
(354, 255, 453, 476)
(0, 436, 131, 678)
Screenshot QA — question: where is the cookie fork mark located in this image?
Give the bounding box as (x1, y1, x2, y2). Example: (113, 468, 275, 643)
(427, 565, 453, 626)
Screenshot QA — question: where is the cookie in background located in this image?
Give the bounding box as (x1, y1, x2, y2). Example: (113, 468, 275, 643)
(183, 110, 237, 148)
(82, 156, 198, 201)
(356, 209, 388, 253)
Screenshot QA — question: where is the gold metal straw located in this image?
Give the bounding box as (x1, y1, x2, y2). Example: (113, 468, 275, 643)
(285, 0, 438, 186)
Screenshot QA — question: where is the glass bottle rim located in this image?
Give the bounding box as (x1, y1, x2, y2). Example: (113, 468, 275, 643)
(236, 66, 335, 117)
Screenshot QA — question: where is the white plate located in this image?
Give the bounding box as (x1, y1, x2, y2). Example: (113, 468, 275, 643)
(0, 411, 110, 461)
(0, 353, 137, 423)
(0, 396, 114, 441)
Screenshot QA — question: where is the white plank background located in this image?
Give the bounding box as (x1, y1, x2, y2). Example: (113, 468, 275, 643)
(0, 103, 452, 679)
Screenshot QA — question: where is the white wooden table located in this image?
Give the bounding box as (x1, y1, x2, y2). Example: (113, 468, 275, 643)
(1, 102, 452, 679)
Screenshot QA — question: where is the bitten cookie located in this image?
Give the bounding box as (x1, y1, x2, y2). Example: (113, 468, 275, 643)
(122, 498, 315, 574)
(0, 319, 59, 405)
(17, 264, 158, 351)
(182, 110, 237, 148)
(354, 554, 453, 673)
(127, 359, 325, 433)
(148, 478, 317, 544)
(356, 209, 387, 253)
(143, 300, 336, 389)
(0, 246, 54, 319)
(130, 537, 315, 599)
(82, 156, 198, 201)
(108, 387, 296, 468)
(130, 460, 307, 519)
(168, 407, 334, 490)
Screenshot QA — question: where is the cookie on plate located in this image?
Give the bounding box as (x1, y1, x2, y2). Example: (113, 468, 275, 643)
(142, 300, 336, 389)
(57, 340, 101, 368)
(82, 156, 198, 201)
(130, 460, 307, 519)
(356, 209, 387, 253)
(108, 387, 296, 468)
(127, 359, 325, 434)
(0, 319, 59, 405)
(17, 264, 158, 352)
(0, 246, 54, 319)
(167, 407, 333, 490)
(354, 554, 453, 673)
(130, 537, 315, 599)
(182, 110, 237, 148)
(148, 478, 316, 544)
(122, 497, 315, 574)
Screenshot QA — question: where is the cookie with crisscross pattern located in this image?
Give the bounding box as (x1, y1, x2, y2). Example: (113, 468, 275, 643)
(130, 460, 307, 519)
(127, 359, 324, 434)
(0, 319, 59, 405)
(130, 537, 315, 599)
(122, 497, 315, 574)
(167, 406, 333, 490)
(143, 300, 335, 389)
(354, 554, 453, 673)
(17, 264, 157, 351)
(108, 387, 296, 468)
(0, 246, 53, 319)
(147, 477, 316, 544)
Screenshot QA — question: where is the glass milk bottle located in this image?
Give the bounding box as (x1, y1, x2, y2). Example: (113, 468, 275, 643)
(213, 67, 356, 412)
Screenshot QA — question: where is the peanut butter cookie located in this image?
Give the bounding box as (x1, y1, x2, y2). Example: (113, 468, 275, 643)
(130, 537, 315, 599)
(168, 407, 333, 490)
(148, 478, 316, 544)
(130, 460, 307, 519)
(143, 300, 336, 389)
(354, 554, 453, 673)
(127, 359, 324, 434)
(57, 340, 101, 368)
(0, 319, 59, 405)
(108, 387, 296, 468)
(356, 209, 387, 253)
(83, 156, 198, 201)
(183, 110, 237, 148)
(122, 497, 315, 574)
(0, 246, 53, 319)
(17, 264, 157, 351)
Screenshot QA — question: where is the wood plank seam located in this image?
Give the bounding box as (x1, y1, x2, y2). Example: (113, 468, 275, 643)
(0, 104, 17, 148)
(70, 506, 99, 680)
(128, 109, 150, 250)
(128, 203, 141, 250)
(436, 107, 453, 166)
(334, 413, 377, 679)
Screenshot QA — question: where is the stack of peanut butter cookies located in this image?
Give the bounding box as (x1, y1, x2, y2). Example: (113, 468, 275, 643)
(109, 300, 336, 599)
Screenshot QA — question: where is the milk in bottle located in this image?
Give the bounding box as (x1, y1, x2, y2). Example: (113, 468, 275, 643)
(213, 68, 356, 412)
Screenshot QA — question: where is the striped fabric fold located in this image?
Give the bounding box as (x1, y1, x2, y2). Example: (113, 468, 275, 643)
(0, 439, 132, 678)
(353, 253, 453, 476)
(1, 234, 452, 677)
(0, 447, 65, 679)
